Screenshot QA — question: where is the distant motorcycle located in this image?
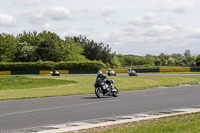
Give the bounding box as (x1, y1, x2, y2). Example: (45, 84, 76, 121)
(94, 79, 118, 98)
(50, 70, 60, 76)
(127, 70, 137, 76)
(106, 70, 116, 76)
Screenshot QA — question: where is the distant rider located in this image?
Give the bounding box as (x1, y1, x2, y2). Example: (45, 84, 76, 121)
(52, 69, 56, 75)
(107, 69, 112, 75)
(128, 68, 136, 73)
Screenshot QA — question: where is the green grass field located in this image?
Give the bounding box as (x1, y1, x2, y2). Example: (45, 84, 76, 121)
(0, 75, 200, 100)
(91, 113, 200, 133)
(0, 75, 77, 90)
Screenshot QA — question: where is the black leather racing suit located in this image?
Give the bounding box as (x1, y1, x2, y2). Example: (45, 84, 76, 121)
(95, 75, 110, 87)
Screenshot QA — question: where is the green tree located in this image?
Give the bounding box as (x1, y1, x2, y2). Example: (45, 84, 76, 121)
(15, 31, 87, 62)
(15, 31, 44, 62)
(15, 42, 35, 62)
(183, 49, 194, 66)
(184, 49, 191, 57)
(123, 55, 135, 66)
(116, 54, 126, 66)
(16, 31, 41, 46)
(145, 54, 155, 66)
(171, 53, 183, 66)
(54, 38, 87, 61)
(110, 55, 121, 68)
(154, 57, 161, 66)
(0, 33, 17, 62)
(68, 36, 114, 64)
(35, 31, 61, 61)
(158, 53, 169, 66)
(194, 55, 200, 62)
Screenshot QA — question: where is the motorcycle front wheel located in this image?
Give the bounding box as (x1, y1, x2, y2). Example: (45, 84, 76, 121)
(95, 87, 104, 98)
(112, 87, 118, 97)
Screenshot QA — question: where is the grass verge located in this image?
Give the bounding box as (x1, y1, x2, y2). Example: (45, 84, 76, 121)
(0, 75, 200, 100)
(82, 112, 200, 133)
(0, 75, 77, 90)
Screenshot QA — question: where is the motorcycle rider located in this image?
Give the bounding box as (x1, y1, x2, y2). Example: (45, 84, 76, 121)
(94, 71, 118, 98)
(52, 69, 56, 75)
(95, 71, 110, 87)
(127, 68, 137, 76)
(128, 68, 136, 73)
(51, 69, 60, 76)
(107, 69, 112, 75)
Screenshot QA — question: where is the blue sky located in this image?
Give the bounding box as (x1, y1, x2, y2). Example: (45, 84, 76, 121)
(0, 0, 200, 56)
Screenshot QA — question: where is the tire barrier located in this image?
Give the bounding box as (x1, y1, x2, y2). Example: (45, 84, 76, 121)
(100, 68, 159, 73)
(99, 69, 128, 74)
(134, 68, 159, 73)
(68, 69, 98, 74)
(0, 67, 200, 75)
(40, 70, 69, 74)
(0, 71, 11, 75)
(11, 71, 40, 75)
(160, 67, 190, 72)
(190, 68, 200, 72)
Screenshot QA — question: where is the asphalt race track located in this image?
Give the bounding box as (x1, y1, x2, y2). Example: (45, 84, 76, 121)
(1, 74, 200, 132)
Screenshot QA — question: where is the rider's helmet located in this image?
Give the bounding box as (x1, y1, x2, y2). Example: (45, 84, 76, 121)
(108, 69, 111, 71)
(129, 68, 132, 71)
(97, 71, 103, 77)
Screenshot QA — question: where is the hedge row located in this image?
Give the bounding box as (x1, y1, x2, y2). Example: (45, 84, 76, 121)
(0, 61, 106, 71)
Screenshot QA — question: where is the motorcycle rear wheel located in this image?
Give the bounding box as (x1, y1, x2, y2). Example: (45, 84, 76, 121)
(95, 87, 104, 98)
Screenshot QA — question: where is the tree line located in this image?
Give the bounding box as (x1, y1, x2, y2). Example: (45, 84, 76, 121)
(0, 31, 114, 64)
(0, 31, 199, 68)
(116, 49, 196, 68)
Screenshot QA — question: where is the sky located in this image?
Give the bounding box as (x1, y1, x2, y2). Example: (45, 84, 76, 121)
(0, 0, 200, 56)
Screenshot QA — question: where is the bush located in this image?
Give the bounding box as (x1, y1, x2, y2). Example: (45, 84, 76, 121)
(0, 61, 106, 71)
(54, 61, 106, 70)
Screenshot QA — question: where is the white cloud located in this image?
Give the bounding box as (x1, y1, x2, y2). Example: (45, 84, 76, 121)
(187, 29, 200, 39)
(12, 0, 45, 6)
(1, 0, 200, 56)
(0, 13, 16, 27)
(101, 7, 116, 25)
(104, 18, 116, 25)
(81, 8, 99, 20)
(28, 7, 75, 25)
(42, 23, 54, 31)
(46, 7, 74, 20)
(60, 28, 105, 44)
(41, 23, 66, 32)
(128, 12, 164, 27)
(100, 12, 196, 55)
(101, 7, 115, 17)
(154, 0, 198, 13)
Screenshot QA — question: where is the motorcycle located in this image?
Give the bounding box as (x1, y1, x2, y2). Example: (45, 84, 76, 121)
(50, 70, 60, 76)
(94, 79, 118, 98)
(106, 70, 116, 76)
(127, 70, 137, 76)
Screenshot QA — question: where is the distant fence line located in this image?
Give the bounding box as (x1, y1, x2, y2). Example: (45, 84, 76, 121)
(0, 67, 200, 75)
